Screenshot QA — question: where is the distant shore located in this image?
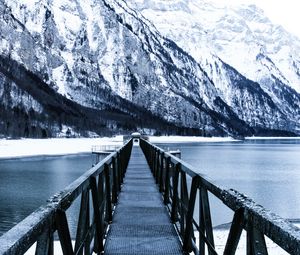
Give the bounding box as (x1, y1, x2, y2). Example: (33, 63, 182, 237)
(0, 136, 299, 159)
(0, 136, 236, 159)
(149, 136, 237, 143)
(245, 136, 300, 140)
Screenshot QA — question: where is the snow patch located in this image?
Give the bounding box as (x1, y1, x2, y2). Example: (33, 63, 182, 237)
(0, 137, 123, 159)
(52, 65, 66, 95)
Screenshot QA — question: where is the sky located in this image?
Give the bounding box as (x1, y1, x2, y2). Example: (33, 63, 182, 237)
(219, 0, 300, 38)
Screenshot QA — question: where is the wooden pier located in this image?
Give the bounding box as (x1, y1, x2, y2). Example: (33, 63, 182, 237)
(104, 146, 183, 254)
(0, 138, 300, 255)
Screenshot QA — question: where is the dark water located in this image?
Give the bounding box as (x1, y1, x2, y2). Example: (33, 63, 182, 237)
(158, 139, 300, 226)
(0, 139, 299, 236)
(0, 154, 95, 236)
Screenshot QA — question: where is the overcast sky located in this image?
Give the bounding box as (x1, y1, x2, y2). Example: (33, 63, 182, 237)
(219, 0, 300, 38)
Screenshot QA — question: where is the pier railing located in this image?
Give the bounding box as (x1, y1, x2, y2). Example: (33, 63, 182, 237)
(140, 139, 300, 255)
(91, 145, 121, 153)
(0, 139, 132, 255)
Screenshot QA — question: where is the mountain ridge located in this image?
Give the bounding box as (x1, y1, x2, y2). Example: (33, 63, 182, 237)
(126, 0, 300, 134)
(0, 0, 298, 137)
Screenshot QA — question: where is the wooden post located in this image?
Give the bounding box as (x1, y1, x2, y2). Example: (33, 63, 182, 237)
(74, 189, 90, 255)
(200, 187, 215, 255)
(117, 152, 123, 185)
(171, 163, 180, 222)
(224, 208, 245, 255)
(247, 222, 268, 255)
(104, 163, 113, 223)
(112, 157, 118, 204)
(35, 227, 53, 255)
(164, 157, 171, 205)
(91, 176, 104, 253)
(199, 189, 205, 255)
(159, 152, 165, 192)
(180, 172, 189, 238)
(183, 177, 199, 252)
(56, 210, 74, 255)
(155, 150, 160, 182)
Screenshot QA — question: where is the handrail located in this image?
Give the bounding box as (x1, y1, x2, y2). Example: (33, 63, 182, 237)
(0, 139, 133, 255)
(140, 139, 300, 255)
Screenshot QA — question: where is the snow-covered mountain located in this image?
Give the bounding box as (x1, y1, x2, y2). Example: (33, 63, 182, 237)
(127, 0, 300, 133)
(0, 0, 298, 137)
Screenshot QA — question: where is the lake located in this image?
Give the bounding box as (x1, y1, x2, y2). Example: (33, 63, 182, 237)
(0, 139, 299, 236)
(0, 154, 95, 236)
(158, 139, 300, 226)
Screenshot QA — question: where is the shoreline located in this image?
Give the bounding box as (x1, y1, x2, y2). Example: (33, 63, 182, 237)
(0, 136, 299, 159)
(0, 136, 237, 159)
(149, 136, 238, 143)
(0, 137, 123, 160)
(245, 136, 300, 140)
(0, 152, 92, 162)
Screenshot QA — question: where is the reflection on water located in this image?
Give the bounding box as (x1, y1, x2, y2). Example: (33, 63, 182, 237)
(158, 139, 300, 226)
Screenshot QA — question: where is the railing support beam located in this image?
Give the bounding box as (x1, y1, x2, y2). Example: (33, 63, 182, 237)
(224, 208, 245, 255)
(56, 210, 74, 255)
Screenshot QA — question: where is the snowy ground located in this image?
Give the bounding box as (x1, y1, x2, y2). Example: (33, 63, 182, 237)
(211, 225, 300, 255)
(0, 136, 124, 159)
(0, 136, 237, 159)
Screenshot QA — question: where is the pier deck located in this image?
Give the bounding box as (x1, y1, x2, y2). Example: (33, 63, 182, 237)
(104, 146, 183, 255)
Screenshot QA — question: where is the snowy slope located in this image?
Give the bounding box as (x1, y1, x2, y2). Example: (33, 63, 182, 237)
(0, 0, 253, 136)
(128, 0, 300, 91)
(0, 0, 298, 137)
(126, 0, 300, 133)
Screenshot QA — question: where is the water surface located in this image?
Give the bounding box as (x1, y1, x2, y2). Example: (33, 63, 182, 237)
(0, 154, 94, 236)
(158, 139, 300, 226)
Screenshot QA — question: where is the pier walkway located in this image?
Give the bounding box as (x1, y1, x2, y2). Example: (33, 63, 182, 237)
(104, 146, 183, 254)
